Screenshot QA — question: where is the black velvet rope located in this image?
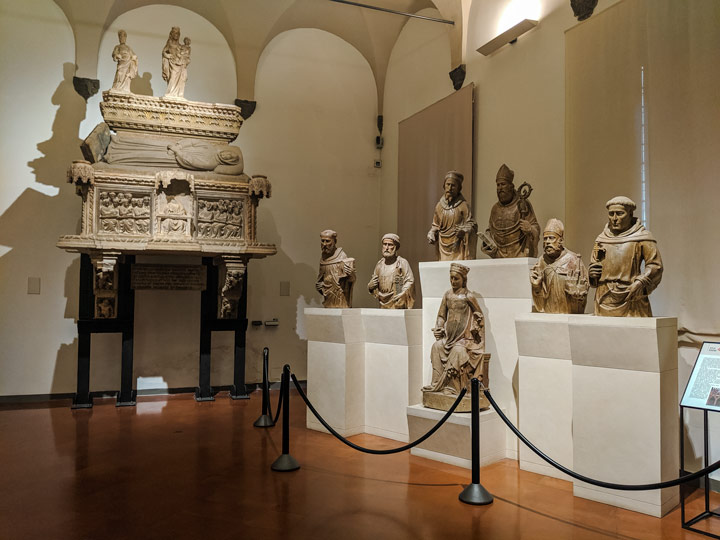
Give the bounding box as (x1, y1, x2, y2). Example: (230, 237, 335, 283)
(483, 387, 720, 491)
(291, 373, 467, 455)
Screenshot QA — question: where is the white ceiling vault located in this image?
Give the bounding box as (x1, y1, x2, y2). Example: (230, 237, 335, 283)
(52, 0, 465, 113)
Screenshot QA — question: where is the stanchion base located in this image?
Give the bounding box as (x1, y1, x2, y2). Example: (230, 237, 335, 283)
(271, 454, 300, 472)
(459, 483, 494, 505)
(254, 414, 275, 428)
(230, 384, 250, 400)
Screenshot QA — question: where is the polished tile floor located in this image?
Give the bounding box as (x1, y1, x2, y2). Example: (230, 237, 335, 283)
(0, 390, 716, 539)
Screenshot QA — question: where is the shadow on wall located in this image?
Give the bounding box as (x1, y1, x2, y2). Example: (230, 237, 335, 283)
(0, 62, 86, 395)
(247, 206, 319, 382)
(131, 72, 153, 96)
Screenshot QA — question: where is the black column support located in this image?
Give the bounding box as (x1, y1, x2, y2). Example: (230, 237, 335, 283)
(117, 255, 136, 406)
(231, 265, 250, 399)
(459, 378, 494, 505)
(271, 365, 299, 472)
(72, 254, 94, 409)
(196, 257, 215, 402)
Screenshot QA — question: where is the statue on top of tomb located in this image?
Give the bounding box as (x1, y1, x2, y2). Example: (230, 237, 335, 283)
(368, 233, 415, 309)
(530, 218, 589, 314)
(162, 27, 191, 98)
(110, 30, 138, 94)
(427, 171, 477, 260)
(589, 196, 663, 317)
(480, 164, 540, 259)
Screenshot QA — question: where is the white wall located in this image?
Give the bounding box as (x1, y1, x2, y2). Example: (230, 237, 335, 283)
(380, 8, 454, 237)
(237, 28, 380, 380)
(0, 0, 81, 396)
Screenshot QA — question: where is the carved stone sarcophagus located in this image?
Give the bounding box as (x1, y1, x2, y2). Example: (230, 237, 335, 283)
(58, 91, 276, 319)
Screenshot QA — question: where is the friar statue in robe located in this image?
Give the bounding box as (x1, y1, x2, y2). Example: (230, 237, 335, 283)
(480, 164, 540, 258)
(367, 233, 415, 309)
(530, 219, 589, 314)
(589, 196, 663, 317)
(422, 263, 490, 412)
(427, 171, 477, 260)
(315, 229, 356, 308)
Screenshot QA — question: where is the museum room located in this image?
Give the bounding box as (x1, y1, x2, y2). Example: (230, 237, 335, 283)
(1, 0, 719, 538)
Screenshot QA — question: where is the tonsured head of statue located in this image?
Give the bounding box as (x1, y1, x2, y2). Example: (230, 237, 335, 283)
(495, 164, 515, 205)
(543, 219, 565, 260)
(443, 172, 463, 203)
(320, 229, 337, 256)
(606, 196, 636, 234)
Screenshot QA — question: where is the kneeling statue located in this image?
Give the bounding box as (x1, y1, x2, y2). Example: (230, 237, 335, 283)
(422, 263, 490, 411)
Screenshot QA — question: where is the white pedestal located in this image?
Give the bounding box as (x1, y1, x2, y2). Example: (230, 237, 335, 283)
(515, 313, 573, 481)
(420, 258, 535, 459)
(304, 308, 423, 441)
(570, 315, 679, 517)
(407, 405, 506, 469)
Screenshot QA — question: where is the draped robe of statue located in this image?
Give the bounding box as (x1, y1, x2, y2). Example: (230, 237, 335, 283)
(424, 287, 486, 396)
(369, 256, 415, 309)
(486, 194, 540, 258)
(430, 195, 476, 260)
(316, 247, 354, 308)
(590, 220, 662, 317)
(531, 249, 589, 314)
(111, 42, 137, 93)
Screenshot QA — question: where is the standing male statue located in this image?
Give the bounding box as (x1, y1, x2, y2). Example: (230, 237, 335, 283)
(589, 196, 663, 317)
(368, 233, 415, 309)
(110, 30, 138, 93)
(530, 219, 589, 314)
(315, 230, 356, 308)
(481, 164, 540, 258)
(422, 263, 490, 411)
(427, 171, 477, 260)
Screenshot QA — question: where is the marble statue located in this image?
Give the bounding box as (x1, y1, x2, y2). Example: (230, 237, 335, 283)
(316, 230, 356, 308)
(162, 27, 190, 98)
(104, 136, 244, 175)
(367, 233, 415, 309)
(480, 164, 540, 258)
(589, 196, 663, 317)
(530, 219, 589, 314)
(110, 30, 138, 93)
(422, 263, 490, 411)
(427, 171, 477, 260)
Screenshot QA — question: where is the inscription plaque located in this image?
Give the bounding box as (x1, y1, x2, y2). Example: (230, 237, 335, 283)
(131, 264, 207, 290)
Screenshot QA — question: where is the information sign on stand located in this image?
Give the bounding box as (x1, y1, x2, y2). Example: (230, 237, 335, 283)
(680, 342, 720, 539)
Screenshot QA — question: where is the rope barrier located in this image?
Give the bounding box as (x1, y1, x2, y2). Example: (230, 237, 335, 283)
(483, 386, 720, 491)
(291, 373, 466, 455)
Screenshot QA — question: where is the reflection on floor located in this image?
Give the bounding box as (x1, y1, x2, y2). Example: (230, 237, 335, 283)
(0, 390, 717, 540)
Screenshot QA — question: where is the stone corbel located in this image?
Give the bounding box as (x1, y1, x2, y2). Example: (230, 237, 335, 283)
(218, 256, 248, 319)
(68, 160, 95, 188)
(91, 252, 121, 319)
(249, 175, 271, 199)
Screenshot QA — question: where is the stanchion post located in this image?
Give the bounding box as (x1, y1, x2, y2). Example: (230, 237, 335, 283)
(459, 378, 493, 505)
(271, 364, 300, 472)
(254, 347, 275, 427)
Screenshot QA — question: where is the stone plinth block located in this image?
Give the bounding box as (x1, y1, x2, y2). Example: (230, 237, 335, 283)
(516, 313, 573, 481)
(304, 308, 423, 441)
(570, 315, 679, 517)
(420, 259, 535, 459)
(407, 405, 506, 469)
